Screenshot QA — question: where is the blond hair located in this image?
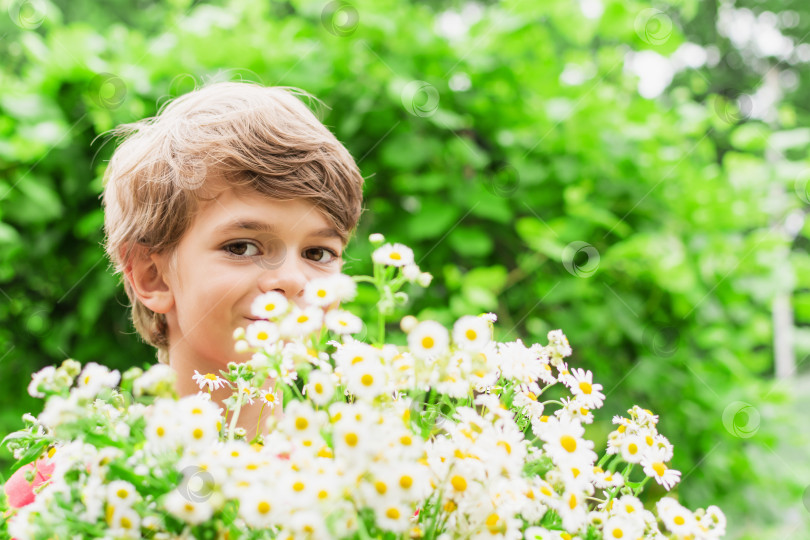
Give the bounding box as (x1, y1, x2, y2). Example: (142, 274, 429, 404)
(102, 81, 364, 364)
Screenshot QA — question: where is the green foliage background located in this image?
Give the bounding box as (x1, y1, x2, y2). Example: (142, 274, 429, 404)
(0, 0, 809, 537)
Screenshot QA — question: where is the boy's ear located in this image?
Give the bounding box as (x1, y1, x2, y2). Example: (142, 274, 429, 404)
(122, 244, 174, 314)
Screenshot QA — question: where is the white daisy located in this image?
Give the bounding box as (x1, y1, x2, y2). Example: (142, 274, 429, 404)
(304, 277, 340, 307)
(642, 459, 681, 490)
(164, 489, 214, 525)
(107, 507, 141, 535)
(538, 418, 597, 467)
(568, 368, 605, 409)
(76, 362, 121, 398)
(333, 340, 382, 372)
(375, 500, 412, 533)
(372, 243, 415, 267)
(657, 497, 698, 536)
(191, 370, 227, 392)
(106, 480, 138, 507)
(619, 434, 645, 464)
(250, 291, 289, 320)
(603, 515, 643, 540)
(238, 486, 281, 528)
(280, 306, 324, 337)
(235, 378, 258, 405)
(260, 389, 280, 409)
(452, 315, 492, 352)
(547, 329, 572, 357)
(245, 320, 280, 348)
(305, 370, 336, 406)
(407, 320, 450, 360)
(699, 505, 727, 536)
(325, 309, 363, 335)
(345, 360, 388, 401)
(556, 489, 590, 532)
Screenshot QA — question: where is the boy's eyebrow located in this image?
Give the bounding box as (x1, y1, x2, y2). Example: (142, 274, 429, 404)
(217, 220, 341, 239)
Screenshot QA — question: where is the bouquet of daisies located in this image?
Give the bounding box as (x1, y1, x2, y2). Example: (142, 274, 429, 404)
(0, 236, 726, 540)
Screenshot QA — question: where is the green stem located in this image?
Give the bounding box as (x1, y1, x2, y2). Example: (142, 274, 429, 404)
(228, 397, 244, 441)
(632, 476, 651, 496)
(255, 403, 266, 439)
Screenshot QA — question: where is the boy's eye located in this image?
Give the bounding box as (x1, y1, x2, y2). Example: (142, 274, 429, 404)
(304, 247, 338, 263)
(225, 242, 260, 257)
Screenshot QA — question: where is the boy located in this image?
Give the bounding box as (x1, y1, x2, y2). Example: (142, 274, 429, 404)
(101, 81, 365, 438)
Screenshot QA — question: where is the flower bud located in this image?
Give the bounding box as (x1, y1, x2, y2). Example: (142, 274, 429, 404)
(369, 233, 385, 245)
(234, 340, 250, 353)
(233, 327, 246, 340)
(417, 272, 433, 287)
(400, 315, 418, 333)
(403, 264, 421, 281)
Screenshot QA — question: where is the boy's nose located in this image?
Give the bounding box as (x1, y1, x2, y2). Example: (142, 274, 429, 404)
(256, 254, 308, 302)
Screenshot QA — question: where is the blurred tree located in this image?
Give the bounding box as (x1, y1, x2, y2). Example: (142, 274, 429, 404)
(0, 0, 807, 537)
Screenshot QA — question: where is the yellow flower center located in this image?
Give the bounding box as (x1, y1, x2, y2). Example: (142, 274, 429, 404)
(375, 481, 387, 495)
(628, 443, 638, 454)
(156, 426, 165, 437)
(361, 374, 374, 386)
(295, 417, 308, 430)
(257, 501, 270, 514)
(674, 515, 685, 525)
(386, 507, 400, 519)
(569, 493, 577, 509)
(612, 529, 623, 538)
(297, 315, 309, 323)
(400, 476, 413, 489)
(345, 432, 358, 446)
(560, 435, 577, 453)
(579, 381, 593, 394)
(652, 462, 667, 477)
(465, 329, 477, 341)
(293, 481, 305, 492)
(421, 336, 435, 349)
(390, 252, 402, 261)
(193, 428, 203, 439)
(204, 374, 217, 380)
(450, 475, 467, 492)
(314, 383, 323, 393)
(317, 289, 327, 298)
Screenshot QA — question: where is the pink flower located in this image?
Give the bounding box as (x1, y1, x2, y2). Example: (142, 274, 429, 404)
(4, 457, 54, 509)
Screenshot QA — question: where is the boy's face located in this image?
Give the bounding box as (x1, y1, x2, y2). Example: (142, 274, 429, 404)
(148, 182, 345, 373)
